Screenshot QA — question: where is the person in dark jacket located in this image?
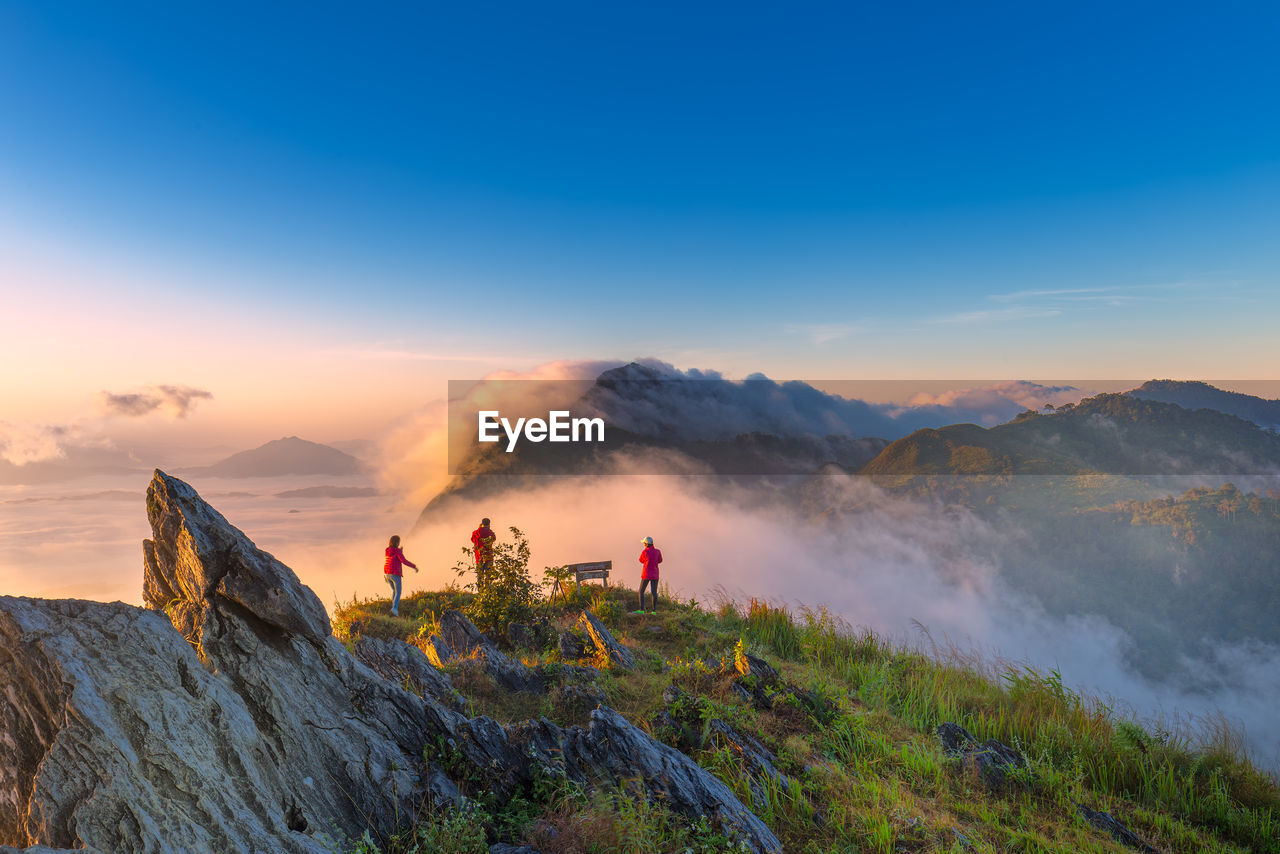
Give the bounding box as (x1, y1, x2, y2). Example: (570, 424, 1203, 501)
(635, 536, 663, 614)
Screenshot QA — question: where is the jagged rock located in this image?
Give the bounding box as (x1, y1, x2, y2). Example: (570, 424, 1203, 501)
(936, 722, 1026, 789)
(435, 610, 545, 693)
(0, 597, 340, 853)
(536, 662, 599, 684)
(421, 633, 453, 668)
(706, 719, 792, 810)
(1, 473, 781, 854)
(354, 636, 466, 711)
(660, 684, 792, 811)
(142, 472, 330, 643)
(1076, 804, 1160, 853)
(515, 708, 781, 852)
(490, 844, 542, 854)
(937, 722, 976, 755)
(0, 472, 451, 852)
(553, 683, 606, 720)
(736, 652, 780, 685)
(507, 622, 539, 650)
(730, 682, 755, 704)
(557, 629, 587, 660)
(576, 611, 636, 669)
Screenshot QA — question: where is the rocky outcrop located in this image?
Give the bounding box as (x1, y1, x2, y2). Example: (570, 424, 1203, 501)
(431, 610, 546, 693)
(937, 722, 1026, 789)
(658, 685, 792, 811)
(557, 629, 587, 660)
(0, 596, 338, 853)
(1076, 804, 1160, 853)
(576, 610, 636, 669)
(353, 636, 466, 711)
(736, 652, 780, 684)
(0, 472, 782, 854)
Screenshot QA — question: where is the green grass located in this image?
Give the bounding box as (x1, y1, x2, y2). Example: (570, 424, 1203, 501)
(334, 583, 1280, 854)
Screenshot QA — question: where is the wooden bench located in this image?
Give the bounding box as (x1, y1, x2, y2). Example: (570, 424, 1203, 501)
(550, 560, 611, 601)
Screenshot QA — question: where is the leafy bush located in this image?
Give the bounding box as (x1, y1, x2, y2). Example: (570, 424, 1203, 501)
(454, 526, 541, 637)
(349, 804, 488, 854)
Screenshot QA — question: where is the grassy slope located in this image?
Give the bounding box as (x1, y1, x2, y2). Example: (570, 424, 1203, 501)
(334, 584, 1279, 854)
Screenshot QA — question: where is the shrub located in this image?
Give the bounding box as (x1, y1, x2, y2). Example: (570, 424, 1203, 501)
(454, 526, 541, 637)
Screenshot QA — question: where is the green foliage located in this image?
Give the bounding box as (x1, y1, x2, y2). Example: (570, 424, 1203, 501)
(347, 805, 488, 854)
(542, 562, 576, 598)
(453, 526, 541, 636)
(589, 586, 623, 626)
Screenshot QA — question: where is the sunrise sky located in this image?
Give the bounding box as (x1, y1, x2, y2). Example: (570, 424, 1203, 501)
(3, 2, 1279, 450)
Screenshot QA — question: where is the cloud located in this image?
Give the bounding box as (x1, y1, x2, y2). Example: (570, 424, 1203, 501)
(900, 381, 1087, 426)
(930, 306, 1062, 325)
(988, 287, 1111, 302)
(0, 421, 71, 465)
(575, 362, 1091, 439)
(371, 359, 627, 509)
(410, 461, 1280, 770)
(783, 322, 861, 345)
(99, 385, 213, 418)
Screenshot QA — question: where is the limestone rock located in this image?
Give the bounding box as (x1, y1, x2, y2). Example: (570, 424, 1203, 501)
(0, 596, 335, 853)
(435, 610, 545, 693)
(557, 629, 587, 660)
(735, 652, 780, 685)
(576, 611, 636, 669)
(1076, 804, 1160, 853)
(353, 636, 465, 711)
(936, 722, 1026, 789)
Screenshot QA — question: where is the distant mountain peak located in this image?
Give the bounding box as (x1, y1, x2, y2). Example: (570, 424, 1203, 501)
(1126, 380, 1280, 430)
(188, 436, 365, 478)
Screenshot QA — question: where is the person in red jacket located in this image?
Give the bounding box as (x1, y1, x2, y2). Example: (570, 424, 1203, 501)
(635, 536, 663, 614)
(383, 534, 418, 616)
(470, 518, 496, 592)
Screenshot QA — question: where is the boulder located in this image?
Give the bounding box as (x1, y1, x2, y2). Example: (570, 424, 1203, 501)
(435, 610, 545, 693)
(576, 611, 636, 669)
(557, 630, 587, 660)
(1076, 804, 1160, 853)
(936, 722, 1026, 790)
(735, 652, 780, 685)
(506, 622, 539, 650)
(660, 684, 792, 811)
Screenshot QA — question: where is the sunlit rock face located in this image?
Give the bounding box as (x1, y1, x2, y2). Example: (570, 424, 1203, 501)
(0, 471, 782, 854)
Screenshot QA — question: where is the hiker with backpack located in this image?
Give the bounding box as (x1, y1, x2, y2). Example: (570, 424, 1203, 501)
(635, 536, 662, 614)
(470, 517, 496, 592)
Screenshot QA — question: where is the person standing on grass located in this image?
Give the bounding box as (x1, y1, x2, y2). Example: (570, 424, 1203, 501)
(383, 535, 418, 617)
(470, 517, 496, 592)
(636, 536, 662, 614)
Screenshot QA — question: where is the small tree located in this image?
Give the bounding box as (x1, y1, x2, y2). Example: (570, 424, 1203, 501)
(454, 526, 541, 636)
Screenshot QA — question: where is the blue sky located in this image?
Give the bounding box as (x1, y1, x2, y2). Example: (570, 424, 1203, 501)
(2, 1, 1279, 406)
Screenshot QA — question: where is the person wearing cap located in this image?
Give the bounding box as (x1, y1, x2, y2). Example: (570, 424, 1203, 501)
(470, 517, 496, 592)
(635, 536, 663, 614)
